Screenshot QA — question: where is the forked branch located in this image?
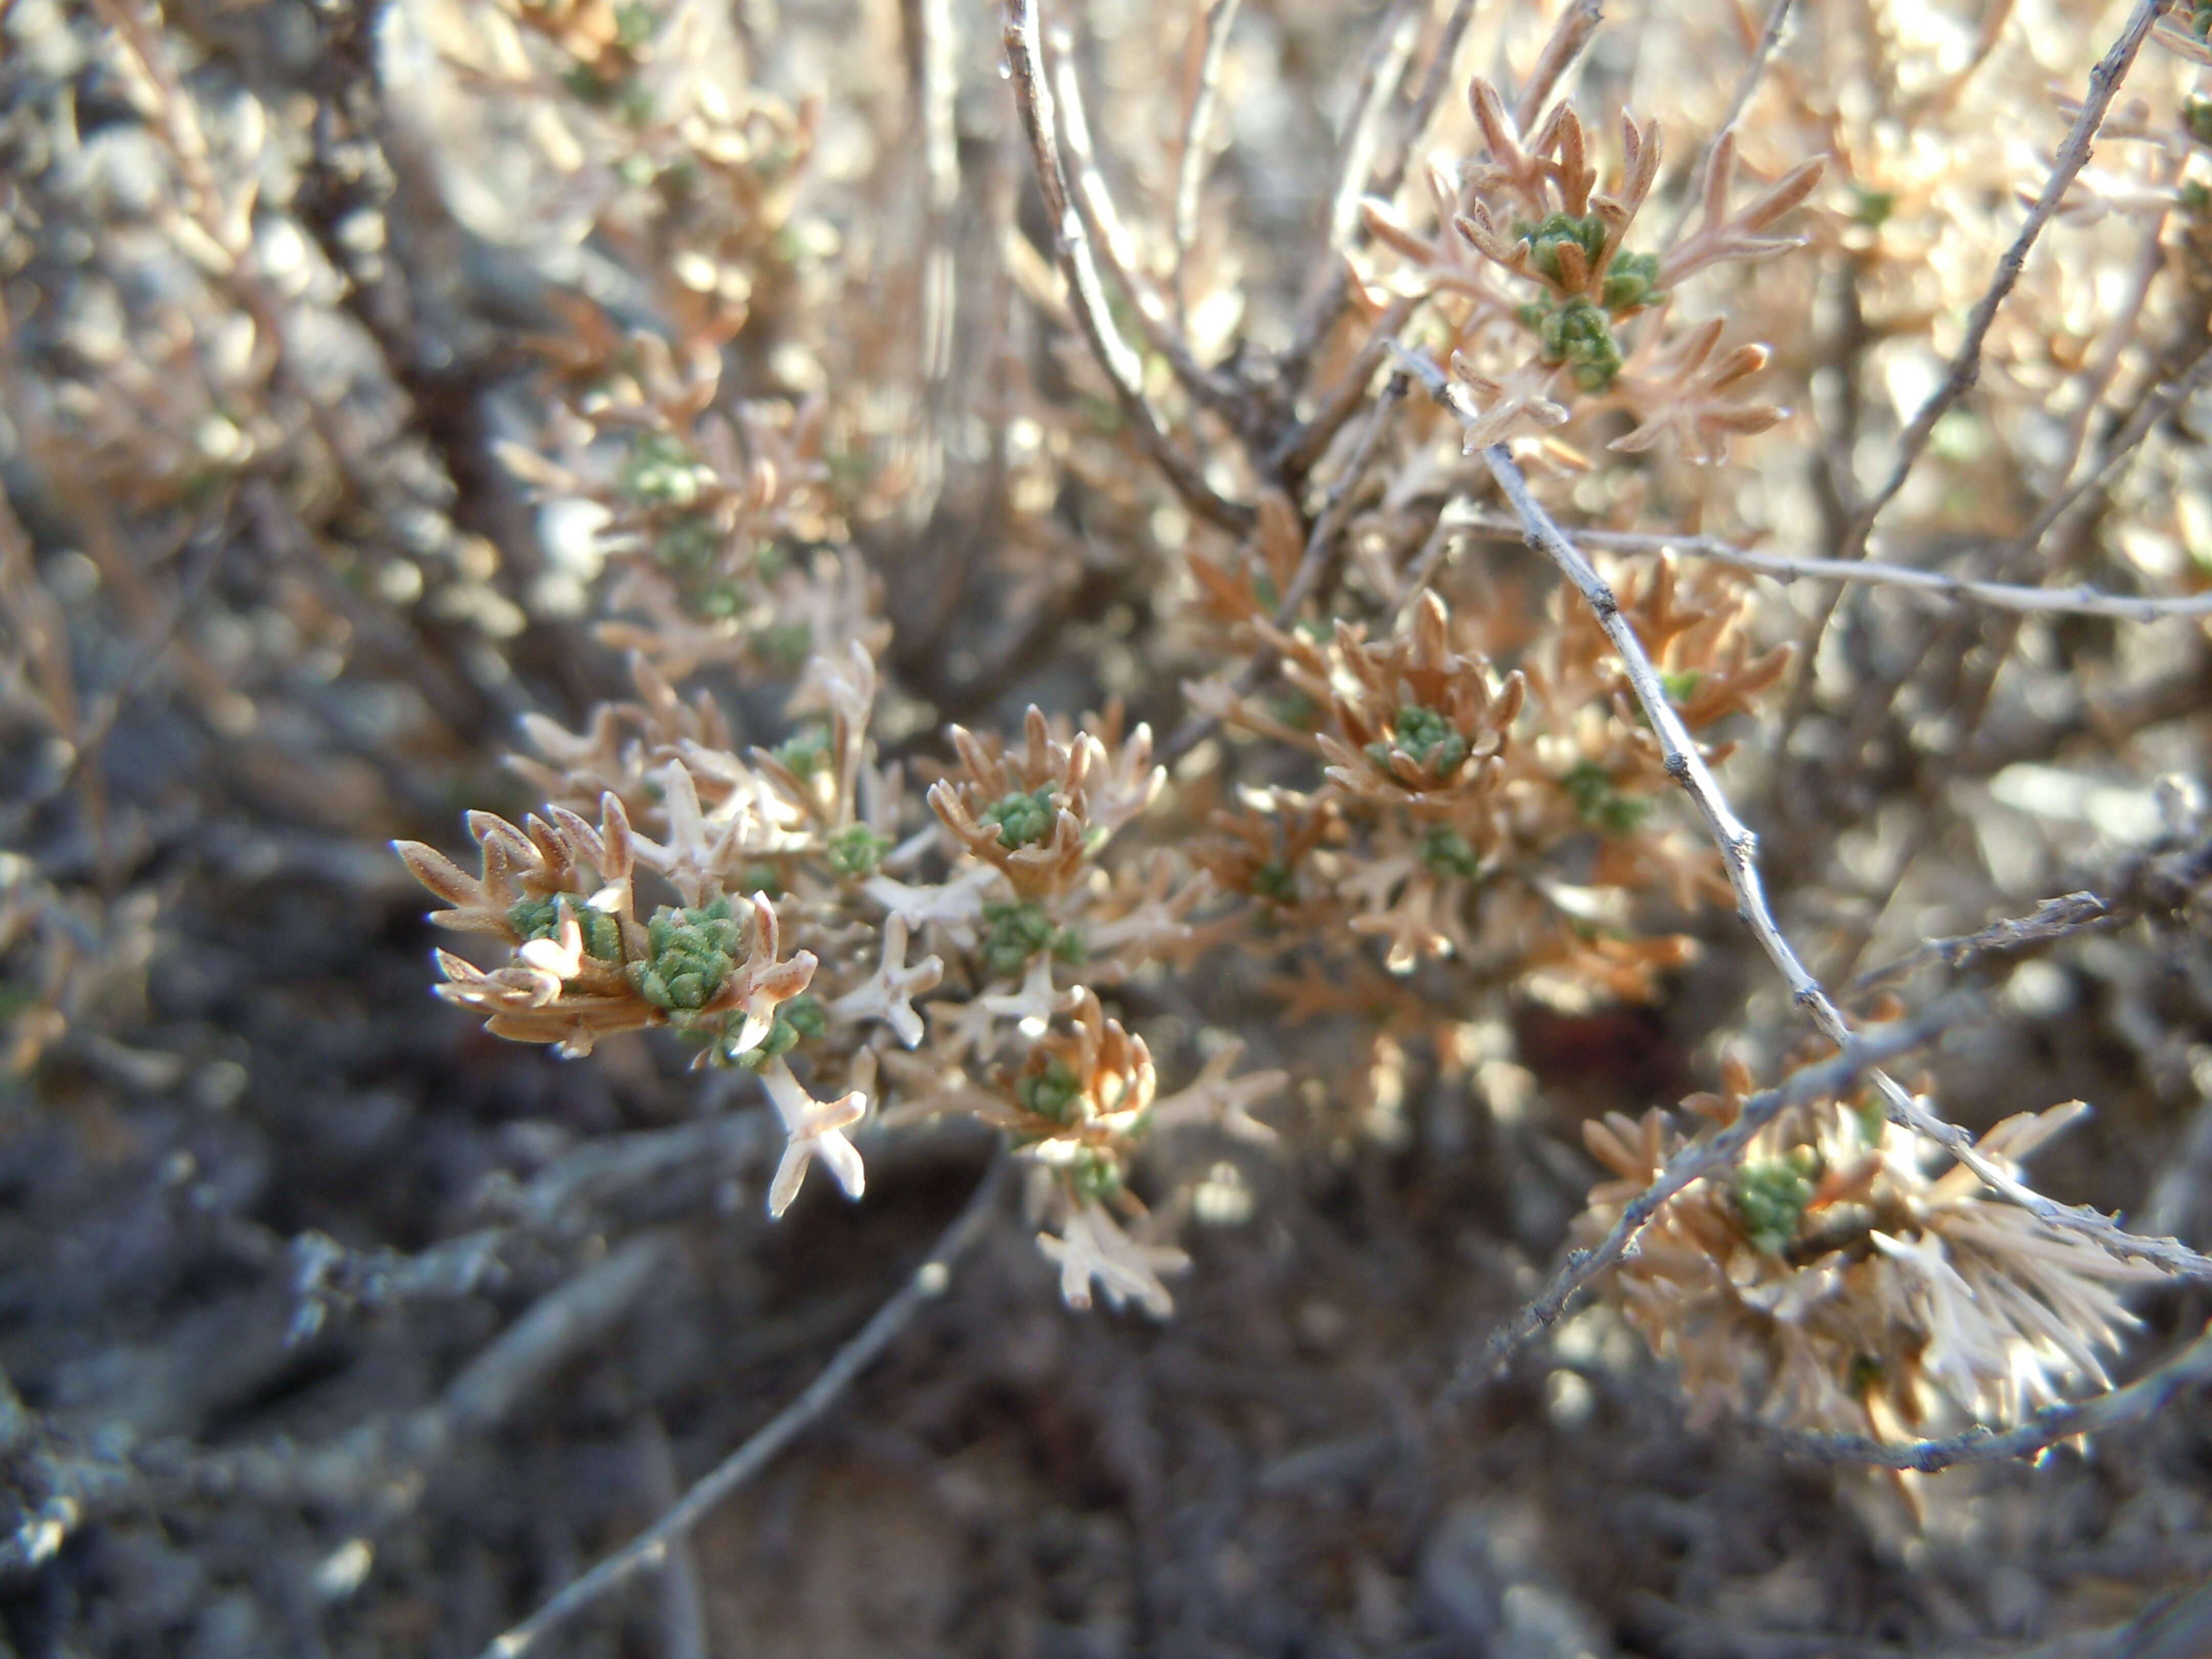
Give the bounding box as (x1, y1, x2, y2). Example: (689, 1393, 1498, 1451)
(1769, 1318, 2212, 1472)
(1458, 1006, 1959, 1386)
(1395, 341, 2212, 1287)
(1003, 0, 1253, 534)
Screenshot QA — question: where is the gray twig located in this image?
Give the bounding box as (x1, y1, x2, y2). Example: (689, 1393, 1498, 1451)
(1768, 1319, 2212, 1471)
(1849, 892, 2117, 995)
(1453, 517, 2212, 622)
(1458, 1008, 1958, 1389)
(1172, 0, 1241, 323)
(1844, 0, 2167, 558)
(1158, 371, 1410, 767)
(631, 1415, 709, 1659)
(1004, 0, 1253, 533)
(140, 1233, 675, 1519)
(1397, 339, 2212, 1282)
(473, 1156, 1008, 1659)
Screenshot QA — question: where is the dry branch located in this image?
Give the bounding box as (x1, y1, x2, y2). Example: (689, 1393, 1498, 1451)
(1769, 1318, 2212, 1472)
(1455, 518, 2212, 622)
(1172, 0, 1242, 321)
(1003, 0, 1253, 534)
(474, 1156, 1008, 1659)
(1397, 341, 2212, 1283)
(1844, 0, 2170, 558)
(1157, 371, 1411, 767)
(1457, 1006, 1960, 1387)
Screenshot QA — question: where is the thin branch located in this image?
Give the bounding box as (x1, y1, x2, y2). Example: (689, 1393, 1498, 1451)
(2009, 329, 2212, 561)
(1282, 0, 1599, 381)
(1653, 0, 1795, 248)
(1158, 372, 1410, 767)
(1281, 371, 1410, 615)
(1850, 893, 2116, 995)
(1279, 0, 1473, 381)
(1509, 0, 1605, 134)
(1772, 0, 2172, 753)
(1376, 0, 1477, 200)
(1843, 0, 2167, 559)
(1458, 1006, 1958, 1387)
(52, 523, 230, 802)
(1768, 1318, 2212, 1472)
(474, 1156, 1009, 1659)
(151, 1231, 676, 1512)
(1046, 22, 1248, 423)
(2032, 203, 2172, 542)
(630, 1416, 709, 1659)
(1172, 0, 1241, 323)
(1453, 517, 2212, 622)
(901, 0, 961, 527)
(1324, 0, 1426, 260)
(1003, 0, 1253, 534)
(1269, 293, 1421, 476)
(1397, 341, 2212, 1282)
(1393, 497, 1478, 624)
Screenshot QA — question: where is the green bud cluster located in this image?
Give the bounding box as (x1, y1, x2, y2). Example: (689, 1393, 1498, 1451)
(653, 514, 721, 577)
(1732, 1147, 1820, 1257)
(612, 0, 656, 48)
(1071, 1147, 1123, 1202)
(1015, 1057, 1083, 1123)
(1368, 705, 1469, 778)
(1418, 825, 1482, 880)
(1519, 296, 1624, 392)
(981, 786, 1059, 849)
(1854, 1097, 1887, 1150)
(1599, 250, 1666, 313)
(1251, 858, 1298, 902)
(1660, 669, 1702, 705)
(682, 581, 739, 621)
(751, 622, 813, 673)
(507, 894, 623, 963)
(619, 434, 706, 505)
(826, 824, 891, 878)
(735, 992, 826, 1070)
(2187, 98, 2212, 147)
(631, 897, 743, 1012)
(772, 727, 831, 776)
(1562, 760, 1651, 836)
(2195, 1, 2212, 39)
(1849, 185, 1896, 228)
(1516, 212, 1608, 283)
(741, 862, 784, 898)
(980, 902, 1084, 979)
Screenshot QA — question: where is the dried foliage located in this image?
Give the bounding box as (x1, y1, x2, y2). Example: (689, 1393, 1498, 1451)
(5, 0, 2212, 1651)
